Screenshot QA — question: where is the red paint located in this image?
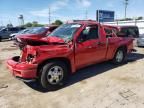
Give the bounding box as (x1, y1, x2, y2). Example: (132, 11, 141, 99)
(7, 21, 134, 79)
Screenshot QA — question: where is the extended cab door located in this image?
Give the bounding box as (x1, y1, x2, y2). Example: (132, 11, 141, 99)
(75, 24, 107, 68)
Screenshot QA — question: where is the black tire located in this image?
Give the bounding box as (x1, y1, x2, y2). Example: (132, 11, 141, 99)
(0, 37, 1, 42)
(112, 48, 126, 64)
(39, 61, 69, 90)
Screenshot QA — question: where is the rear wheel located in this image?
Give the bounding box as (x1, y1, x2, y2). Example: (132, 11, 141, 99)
(0, 37, 1, 42)
(112, 48, 126, 64)
(39, 61, 69, 90)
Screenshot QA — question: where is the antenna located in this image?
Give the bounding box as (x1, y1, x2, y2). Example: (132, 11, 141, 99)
(124, 0, 129, 19)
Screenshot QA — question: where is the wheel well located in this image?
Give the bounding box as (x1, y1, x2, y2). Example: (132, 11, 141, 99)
(113, 45, 127, 59)
(118, 45, 127, 53)
(37, 57, 72, 76)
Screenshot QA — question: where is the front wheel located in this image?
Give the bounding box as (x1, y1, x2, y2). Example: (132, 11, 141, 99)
(39, 61, 69, 90)
(112, 48, 126, 64)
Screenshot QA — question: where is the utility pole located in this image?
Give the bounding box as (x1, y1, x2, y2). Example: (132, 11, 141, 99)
(124, 0, 129, 19)
(48, 7, 51, 25)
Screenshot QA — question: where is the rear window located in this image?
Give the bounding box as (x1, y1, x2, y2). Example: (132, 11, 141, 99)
(117, 27, 139, 38)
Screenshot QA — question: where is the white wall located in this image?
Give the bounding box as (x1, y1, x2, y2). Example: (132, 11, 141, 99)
(103, 20, 144, 34)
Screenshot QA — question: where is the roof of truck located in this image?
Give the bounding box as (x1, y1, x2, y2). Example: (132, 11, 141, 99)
(67, 20, 99, 25)
(117, 25, 138, 28)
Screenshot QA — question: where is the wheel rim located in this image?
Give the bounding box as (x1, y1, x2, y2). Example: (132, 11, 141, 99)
(116, 50, 123, 63)
(47, 66, 64, 85)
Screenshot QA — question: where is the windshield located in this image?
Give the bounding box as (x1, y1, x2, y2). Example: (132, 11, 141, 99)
(26, 27, 47, 34)
(48, 23, 81, 40)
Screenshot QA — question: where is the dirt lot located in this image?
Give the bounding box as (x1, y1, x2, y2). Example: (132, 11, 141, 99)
(0, 40, 144, 108)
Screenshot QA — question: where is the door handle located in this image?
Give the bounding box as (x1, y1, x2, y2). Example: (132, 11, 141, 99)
(84, 46, 93, 49)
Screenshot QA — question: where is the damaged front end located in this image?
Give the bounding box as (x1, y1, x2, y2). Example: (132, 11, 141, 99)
(7, 36, 67, 82)
(15, 37, 48, 50)
(7, 46, 39, 82)
(7, 41, 41, 82)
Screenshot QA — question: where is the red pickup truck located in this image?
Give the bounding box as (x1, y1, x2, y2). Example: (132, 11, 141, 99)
(7, 20, 134, 89)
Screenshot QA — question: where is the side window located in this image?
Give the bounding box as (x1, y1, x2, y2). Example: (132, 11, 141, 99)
(104, 28, 112, 34)
(128, 27, 139, 38)
(118, 28, 129, 37)
(79, 25, 99, 42)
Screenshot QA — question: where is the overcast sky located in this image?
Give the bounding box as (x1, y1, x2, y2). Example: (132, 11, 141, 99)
(0, 0, 143, 26)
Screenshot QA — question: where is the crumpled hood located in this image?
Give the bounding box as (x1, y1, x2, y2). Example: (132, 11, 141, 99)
(16, 35, 65, 46)
(41, 36, 65, 43)
(16, 34, 43, 40)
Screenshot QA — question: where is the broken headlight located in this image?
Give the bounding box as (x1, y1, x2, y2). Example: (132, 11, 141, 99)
(26, 54, 36, 63)
(26, 54, 34, 62)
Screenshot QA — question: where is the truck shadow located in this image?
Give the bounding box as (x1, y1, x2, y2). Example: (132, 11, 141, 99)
(24, 52, 144, 92)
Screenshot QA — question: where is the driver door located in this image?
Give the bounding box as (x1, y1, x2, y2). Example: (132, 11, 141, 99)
(75, 24, 107, 69)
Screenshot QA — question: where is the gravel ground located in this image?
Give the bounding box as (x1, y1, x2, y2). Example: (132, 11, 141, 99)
(0, 40, 144, 108)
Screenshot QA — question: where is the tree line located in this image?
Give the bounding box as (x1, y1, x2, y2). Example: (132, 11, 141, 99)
(24, 20, 63, 27)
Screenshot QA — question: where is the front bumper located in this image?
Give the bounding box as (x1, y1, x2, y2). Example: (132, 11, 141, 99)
(7, 56, 38, 82)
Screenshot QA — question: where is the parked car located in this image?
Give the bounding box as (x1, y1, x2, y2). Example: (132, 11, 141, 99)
(137, 34, 144, 47)
(9, 28, 31, 40)
(14, 25, 59, 49)
(0, 27, 25, 41)
(7, 20, 134, 90)
(117, 26, 139, 38)
(0, 26, 4, 30)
